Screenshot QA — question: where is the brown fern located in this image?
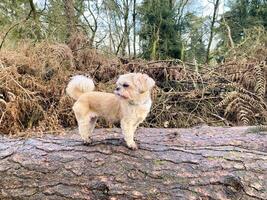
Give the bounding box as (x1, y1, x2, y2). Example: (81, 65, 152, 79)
(254, 62, 266, 98)
(218, 90, 266, 125)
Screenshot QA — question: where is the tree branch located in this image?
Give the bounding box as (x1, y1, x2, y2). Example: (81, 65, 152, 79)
(0, 10, 32, 50)
(205, 0, 220, 64)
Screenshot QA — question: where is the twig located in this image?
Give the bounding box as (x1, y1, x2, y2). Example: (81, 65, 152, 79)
(145, 64, 197, 73)
(209, 113, 233, 126)
(9, 76, 33, 99)
(147, 59, 196, 66)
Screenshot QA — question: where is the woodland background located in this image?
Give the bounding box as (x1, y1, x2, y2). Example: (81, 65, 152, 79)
(0, 0, 266, 135)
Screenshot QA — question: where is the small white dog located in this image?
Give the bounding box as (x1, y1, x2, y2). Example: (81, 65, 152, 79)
(66, 73, 155, 149)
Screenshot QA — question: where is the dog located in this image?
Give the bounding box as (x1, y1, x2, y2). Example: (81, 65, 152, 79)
(66, 73, 155, 149)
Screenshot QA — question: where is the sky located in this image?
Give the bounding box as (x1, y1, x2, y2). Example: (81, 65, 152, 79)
(187, 0, 228, 17)
(33, 0, 227, 16)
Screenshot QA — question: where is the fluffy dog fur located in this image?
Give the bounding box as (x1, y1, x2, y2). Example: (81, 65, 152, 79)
(66, 73, 155, 149)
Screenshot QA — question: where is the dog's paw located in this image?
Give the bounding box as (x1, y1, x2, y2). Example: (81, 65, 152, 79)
(82, 137, 92, 145)
(127, 142, 138, 150)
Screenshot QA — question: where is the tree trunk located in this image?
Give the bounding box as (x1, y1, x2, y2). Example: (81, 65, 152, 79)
(151, 23, 161, 60)
(28, 0, 37, 20)
(206, 0, 220, 64)
(121, 0, 129, 57)
(63, 0, 76, 41)
(133, 0, 136, 58)
(0, 127, 266, 200)
(87, 1, 98, 48)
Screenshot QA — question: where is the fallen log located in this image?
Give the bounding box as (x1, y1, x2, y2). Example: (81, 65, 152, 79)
(0, 127, 266, 200)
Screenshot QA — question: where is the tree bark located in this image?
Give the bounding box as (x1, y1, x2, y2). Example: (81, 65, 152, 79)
(121, 0, 129, 57)
(0, 127, 266, 200)
(63, 0, 77, 41)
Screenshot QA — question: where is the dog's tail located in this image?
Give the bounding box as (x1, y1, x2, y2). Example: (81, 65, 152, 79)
(66, 75, 95, 100)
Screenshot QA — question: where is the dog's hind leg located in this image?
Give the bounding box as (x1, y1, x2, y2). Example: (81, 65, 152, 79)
(73, 102, 96, 143)
(88, 116, 97, 138)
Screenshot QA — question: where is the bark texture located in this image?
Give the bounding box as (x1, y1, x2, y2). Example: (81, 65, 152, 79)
(0, 127, 266, 200)
(63, 0, 76, 40)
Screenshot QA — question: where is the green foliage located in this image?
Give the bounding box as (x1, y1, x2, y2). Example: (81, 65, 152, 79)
(0, 0, 266, 62)
(44, 0, 68, 42)
(218, 0, 267, 45)
(138, 0, 182, 60)
(183, 13, 206, 63)
(0, 0, 42, 46)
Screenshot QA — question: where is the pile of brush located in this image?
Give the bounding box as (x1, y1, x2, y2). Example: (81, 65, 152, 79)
(0, 28, 266, 136)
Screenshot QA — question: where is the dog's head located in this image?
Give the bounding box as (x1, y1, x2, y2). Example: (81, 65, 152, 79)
(114, 73, 155, 103)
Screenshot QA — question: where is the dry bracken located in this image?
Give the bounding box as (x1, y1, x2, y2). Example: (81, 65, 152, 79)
(0, 27, 266, 135)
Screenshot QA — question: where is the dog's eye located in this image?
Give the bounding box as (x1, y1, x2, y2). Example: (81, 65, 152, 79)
(123, 83, 129, 88)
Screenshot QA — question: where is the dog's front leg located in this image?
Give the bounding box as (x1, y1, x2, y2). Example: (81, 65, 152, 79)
(121, 119, 139, 150)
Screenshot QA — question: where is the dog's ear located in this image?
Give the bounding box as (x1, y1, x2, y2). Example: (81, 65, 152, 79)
(134, 73, 155, 93)
(145, 74, 156, 90)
